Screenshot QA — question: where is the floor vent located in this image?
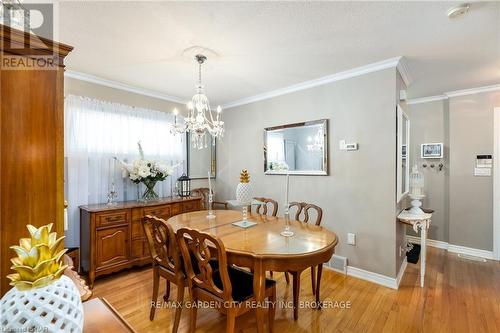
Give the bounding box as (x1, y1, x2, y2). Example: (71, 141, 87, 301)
(457, 253, 487, 262)
(328, 254, 347, 274)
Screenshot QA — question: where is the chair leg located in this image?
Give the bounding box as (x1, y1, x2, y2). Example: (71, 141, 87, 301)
(226, 308, 236, 333)
(189, 299, 198, 333)
(291, 271, 301, 320)
(268, 287, 276, 333)
(150, 266, 159, 321)
(315, 264, 323, 306)
(284, 272, 290, 284)
(172, 283, 184, 333)
(310, 266, 316, 295)
(164, 280, 171, 301)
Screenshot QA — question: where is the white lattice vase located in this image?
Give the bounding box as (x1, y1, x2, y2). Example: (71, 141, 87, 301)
(1, 275, 83, 332)
(236, 182, 252, 205)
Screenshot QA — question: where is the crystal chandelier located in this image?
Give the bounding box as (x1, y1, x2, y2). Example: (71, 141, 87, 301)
(306, 128, 324, 152)
(170, 54, 224, 149)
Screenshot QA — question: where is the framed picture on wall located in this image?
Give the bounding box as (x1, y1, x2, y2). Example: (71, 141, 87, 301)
(421, 143, 443, 159)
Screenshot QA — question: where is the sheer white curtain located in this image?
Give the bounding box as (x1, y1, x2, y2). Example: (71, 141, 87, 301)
(64, 95, 185, 247)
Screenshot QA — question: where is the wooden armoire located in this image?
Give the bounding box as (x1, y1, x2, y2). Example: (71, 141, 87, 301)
(0, 25, 73, 295)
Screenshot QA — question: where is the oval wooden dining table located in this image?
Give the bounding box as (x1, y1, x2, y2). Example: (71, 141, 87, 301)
(166, 209, 338, 333)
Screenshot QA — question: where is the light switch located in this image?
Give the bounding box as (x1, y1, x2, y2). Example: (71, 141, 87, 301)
(474, 168, 491, 176)
(347, 233, 356, 245)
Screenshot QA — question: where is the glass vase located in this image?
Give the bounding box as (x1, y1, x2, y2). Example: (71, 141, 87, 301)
(141, 179, 159, 202)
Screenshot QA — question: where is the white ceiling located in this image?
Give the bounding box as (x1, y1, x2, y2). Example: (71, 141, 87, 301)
(58, 1, 500, 106)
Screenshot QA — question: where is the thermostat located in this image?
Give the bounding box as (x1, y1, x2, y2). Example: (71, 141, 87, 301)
(339, 140, 358, 151)
(345, 143, 358, 150)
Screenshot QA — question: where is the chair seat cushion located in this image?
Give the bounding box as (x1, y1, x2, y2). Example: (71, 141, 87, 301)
(213, 266, 276, 302)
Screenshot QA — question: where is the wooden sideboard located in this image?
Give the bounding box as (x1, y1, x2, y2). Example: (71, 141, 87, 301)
(80, 197, 201, 287)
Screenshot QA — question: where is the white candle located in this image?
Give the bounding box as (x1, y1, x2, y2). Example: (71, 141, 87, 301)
(285, 172, 289, 209)
(108, 158, 112, 189)
(208, 170, 212, 194)
(112, 158, 116, 185)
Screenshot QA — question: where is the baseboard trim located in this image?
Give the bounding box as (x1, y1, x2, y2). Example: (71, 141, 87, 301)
(406, 235, 494, 260)
(346, 266, 398, 289)
(396, 257, 408, 288)
(323, 257, 407, 290)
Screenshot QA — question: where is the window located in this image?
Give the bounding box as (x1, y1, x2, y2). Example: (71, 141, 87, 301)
(64, 95, 184, 246)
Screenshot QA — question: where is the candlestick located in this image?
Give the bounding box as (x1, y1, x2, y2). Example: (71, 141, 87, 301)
(207, 170, 215, 219)
(285, 172, 289, 208)
(281, 172, 294, 237)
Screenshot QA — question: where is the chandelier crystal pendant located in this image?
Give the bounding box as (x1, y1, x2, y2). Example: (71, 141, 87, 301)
(170, 54, 224, 149)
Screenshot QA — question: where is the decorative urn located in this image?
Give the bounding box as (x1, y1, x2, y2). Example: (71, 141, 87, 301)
(235, 169, 253, 204)
(0, 224, 83, 332)
(409, 165, 426, 214)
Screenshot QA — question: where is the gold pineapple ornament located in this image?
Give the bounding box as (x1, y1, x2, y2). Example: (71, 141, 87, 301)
(1, 224, 84, 332)
(239, 169, 250, 183)
(7, 223, 67, 291)
(236, 169, 253, 204)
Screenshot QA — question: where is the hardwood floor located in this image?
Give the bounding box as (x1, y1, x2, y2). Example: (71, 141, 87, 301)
(91, 247, 500, 333)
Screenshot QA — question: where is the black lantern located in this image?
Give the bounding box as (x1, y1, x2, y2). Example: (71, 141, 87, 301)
(177, 173, 191, 197)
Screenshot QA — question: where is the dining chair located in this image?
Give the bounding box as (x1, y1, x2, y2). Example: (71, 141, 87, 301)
(192, 187, 228, 210)
(287, 202, 324, 319)
(253, 197, 278, 216)
(142, 215, 185, 333)
(176, 227, 277, 333)
(252, 197, 290, 283)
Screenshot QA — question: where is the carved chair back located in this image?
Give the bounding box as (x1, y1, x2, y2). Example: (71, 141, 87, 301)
(176, 228, 232, 301)
(142, 215, 182, 274)
(191, 188, 211, 210)
(253, 197, 278, 217)
(288, 202, 323, 226)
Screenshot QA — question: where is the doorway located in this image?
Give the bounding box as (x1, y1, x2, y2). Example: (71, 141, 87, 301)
(494, 107, 500, 260)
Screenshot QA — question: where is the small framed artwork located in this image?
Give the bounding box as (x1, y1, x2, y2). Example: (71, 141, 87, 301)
(421, 143, 443, 159)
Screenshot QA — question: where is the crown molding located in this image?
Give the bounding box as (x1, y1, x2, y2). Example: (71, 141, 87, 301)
(396, 56, 412, 87)
(65, 70, 187, 104)
(222, 56, 405, 109)
(407, 83, 500, 105)
(445, 83, 500, 98)
(406, 94, 448, 105)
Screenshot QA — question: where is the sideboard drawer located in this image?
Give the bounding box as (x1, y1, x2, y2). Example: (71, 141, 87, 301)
(144, 205, 171, 220)
(171, 203, 181, 216)
(182, 200, 200, 213)
(96, 210, 129, 227)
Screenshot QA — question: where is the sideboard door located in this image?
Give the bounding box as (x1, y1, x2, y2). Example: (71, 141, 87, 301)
(95, 226, 130, 269)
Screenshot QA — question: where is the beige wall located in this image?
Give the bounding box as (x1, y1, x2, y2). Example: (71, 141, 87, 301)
(449, 91, 500, 250)
(407, 99, 450, 242)
(217, 68, 401, 277)
(408, 90, 500, 251)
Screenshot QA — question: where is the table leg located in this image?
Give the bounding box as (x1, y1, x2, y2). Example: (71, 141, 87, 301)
(420, 224, 427, 288)
(291, 270, 301, 320)
(315, 264, 323, 306)
(253, 259, 266, 333)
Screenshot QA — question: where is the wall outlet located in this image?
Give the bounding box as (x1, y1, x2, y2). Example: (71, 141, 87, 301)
(399, 246, 406, 257)
(347, 233, 356, 245)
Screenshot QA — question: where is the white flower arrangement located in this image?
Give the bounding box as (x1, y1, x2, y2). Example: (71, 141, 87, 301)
(115, 142, 174, 184)
(269, 161, 289, 172)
